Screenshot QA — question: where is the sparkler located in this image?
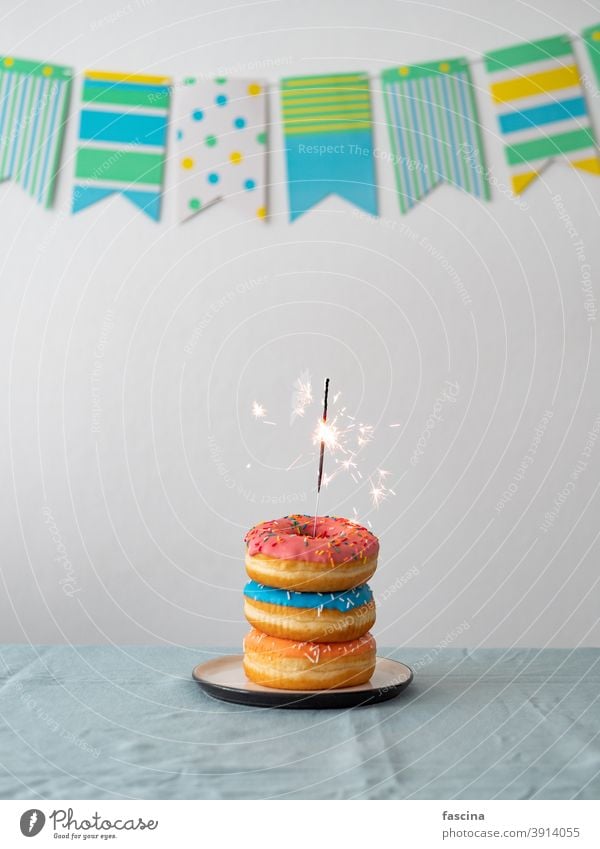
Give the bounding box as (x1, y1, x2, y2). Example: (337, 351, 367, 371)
(249, 371, 397, 518)
(312, 378, 330, 536)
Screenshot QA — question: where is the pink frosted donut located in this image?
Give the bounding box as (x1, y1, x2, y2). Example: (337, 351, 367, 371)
(244, 514, 379, 591)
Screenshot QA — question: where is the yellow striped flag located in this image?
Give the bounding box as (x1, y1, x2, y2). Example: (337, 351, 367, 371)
(281, 73, 377, 220)
(485, 35, 600, 194)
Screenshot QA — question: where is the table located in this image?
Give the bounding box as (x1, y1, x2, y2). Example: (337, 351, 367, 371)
(0, 646, 598, 799)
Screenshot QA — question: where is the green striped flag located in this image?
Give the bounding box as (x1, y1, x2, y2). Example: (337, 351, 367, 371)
(0, 55, 72, 208)
(382, 58, 489, 213)
(73, 70, 171, 220)
(485, 35, 600, 194)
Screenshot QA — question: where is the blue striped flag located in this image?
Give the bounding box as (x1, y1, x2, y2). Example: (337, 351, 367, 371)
(0, 55, 72, 208)
(382, 58, 489, 213)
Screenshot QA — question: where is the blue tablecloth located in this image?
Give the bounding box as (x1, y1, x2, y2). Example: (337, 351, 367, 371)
(0, 646, 598, 800)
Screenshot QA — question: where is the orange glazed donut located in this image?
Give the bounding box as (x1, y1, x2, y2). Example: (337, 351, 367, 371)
(243, 628, 377, 690)
(244, 514, 379, 592)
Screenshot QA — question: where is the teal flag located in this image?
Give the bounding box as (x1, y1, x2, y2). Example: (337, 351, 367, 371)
(282, 73, 378, 221)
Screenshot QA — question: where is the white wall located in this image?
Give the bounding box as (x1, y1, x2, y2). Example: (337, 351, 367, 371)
(2, 0, 600, 648)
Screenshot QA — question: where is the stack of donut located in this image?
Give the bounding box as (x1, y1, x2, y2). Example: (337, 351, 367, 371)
(242, 514, 379, 690)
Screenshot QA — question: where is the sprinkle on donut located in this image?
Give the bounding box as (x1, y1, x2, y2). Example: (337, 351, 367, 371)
(243, 628, 376, 663)
(243, 580, 374, 612)
(244, 514, 379, 565)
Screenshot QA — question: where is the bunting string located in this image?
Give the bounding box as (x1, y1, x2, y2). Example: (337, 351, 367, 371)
(0, 25, 599, 223)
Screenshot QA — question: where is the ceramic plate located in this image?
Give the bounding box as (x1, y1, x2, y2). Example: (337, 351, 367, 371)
(192, 655, 413, 709)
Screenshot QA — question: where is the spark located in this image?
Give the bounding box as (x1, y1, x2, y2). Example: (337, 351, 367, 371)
(313, 418, 340, 452)
(307, 396, 381, 496)
(286, 454, 302, 471)
(341, 454, 357, 472)
(368, 468, 396, 508)
(357, 424, 374, 447)
(369, 480, 387, 507)
(290, 370, 313, 422)
(252, 401, 267, 419)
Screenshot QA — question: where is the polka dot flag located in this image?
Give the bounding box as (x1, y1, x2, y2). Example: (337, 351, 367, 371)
(173, 77, 267, 222)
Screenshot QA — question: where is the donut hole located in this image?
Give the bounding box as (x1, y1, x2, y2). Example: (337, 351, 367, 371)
(283, 515, 355, 540)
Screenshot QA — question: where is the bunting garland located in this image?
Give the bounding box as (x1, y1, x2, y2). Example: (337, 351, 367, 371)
(73, 70, 171, 220)
(173, 77, 268, 223)
(382, 58, 489, 213)
(485, 35, 600, 194)
(2, 27, 600, 223)
(281, 73, 378, 220)
(0, 56, 72, 208)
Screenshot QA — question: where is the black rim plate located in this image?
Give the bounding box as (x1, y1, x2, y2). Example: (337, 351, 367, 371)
(192, 655, 413, 709)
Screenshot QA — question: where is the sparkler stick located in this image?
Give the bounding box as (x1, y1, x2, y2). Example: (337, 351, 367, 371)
(313, 378, 330, 536)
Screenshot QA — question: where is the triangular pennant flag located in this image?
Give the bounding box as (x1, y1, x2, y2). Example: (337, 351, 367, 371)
(583, 24, 600, 81)
(72, 70, 171, 220)
(281, 73, 378, 221)
(173, 77, 268, 222)
(582, 24, 600, 149)
(381, 58, 489, 213)
(485, 35, 600, 194)
(0, 55, 72, 208)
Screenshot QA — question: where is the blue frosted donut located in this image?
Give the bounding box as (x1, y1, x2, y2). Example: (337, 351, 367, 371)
(243, 580, 375, 642)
